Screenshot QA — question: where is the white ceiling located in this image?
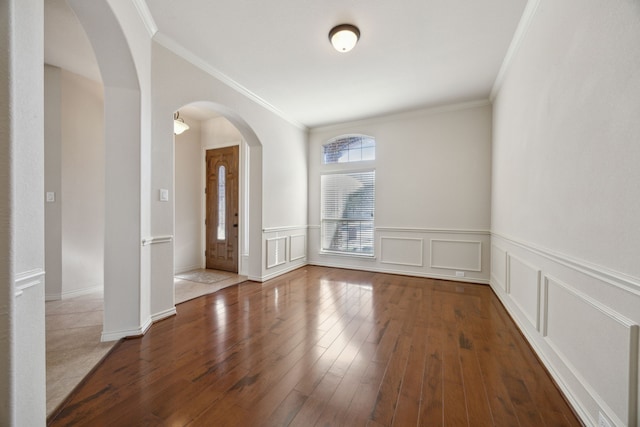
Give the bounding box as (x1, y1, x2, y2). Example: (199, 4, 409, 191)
(44, 0, 528, 128)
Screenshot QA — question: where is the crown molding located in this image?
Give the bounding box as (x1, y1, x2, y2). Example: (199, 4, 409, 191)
(131, 0, 158, 37)
(153, 32, 307, 131)
(490, 0, 541, 100)
(309, 99, 491, 134)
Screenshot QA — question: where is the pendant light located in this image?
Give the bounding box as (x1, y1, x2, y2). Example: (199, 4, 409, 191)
(174, 111, 190, 135)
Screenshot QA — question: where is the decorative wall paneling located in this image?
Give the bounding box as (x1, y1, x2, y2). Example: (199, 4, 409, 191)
(507, 254, 541, 330)
(289, 234, 306, 262)
(430, 239, 482, 271)
(261, 226, 308, 281)
(308, 227, 490, 283)
(266, 237, 287, 269)
(491, 233, 639, 427)
(380, 237, 423, 267)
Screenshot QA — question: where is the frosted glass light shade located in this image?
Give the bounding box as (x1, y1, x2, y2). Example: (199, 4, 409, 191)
(329, 24, 360, 53)
(174, 119, 189, 135)
(173, 111, 190, 135)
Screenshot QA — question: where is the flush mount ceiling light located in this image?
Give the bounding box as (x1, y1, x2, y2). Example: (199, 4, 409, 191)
(173, 111, 190, 135)
(329, 24, 360, 53)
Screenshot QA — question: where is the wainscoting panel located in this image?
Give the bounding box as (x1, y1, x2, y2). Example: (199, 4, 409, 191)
(545, 276, 638, 424)
(266, 237, 287, 269)
(307, 227, 491, 284)
(491, 244, 507, 293)
(430, 239, 482, 272)
(260, 226, 308, 281)
(290, 234, 306, 262)
(507, 254, 541, 330)
(490, 233, 640, 427)
(380, 237, 423, 267)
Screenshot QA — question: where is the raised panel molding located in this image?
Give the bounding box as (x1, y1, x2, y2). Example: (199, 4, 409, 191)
(491, 244, 507, 292)
(290, 234, 306, 262)
(376, 226, 489, 235)
(266, 236, 287, 269)
(430, 239, 482, 272)
(380, 237, 423, 267)
(544, 275, 638, 426)
(507, 254, 541, 330)
(308, 226, 490, 283)
(492, 231, 640, 296)
(492, 233, 640, 427)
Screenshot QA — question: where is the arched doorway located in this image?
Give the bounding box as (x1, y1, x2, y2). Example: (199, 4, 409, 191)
(149, 99, 264, 317)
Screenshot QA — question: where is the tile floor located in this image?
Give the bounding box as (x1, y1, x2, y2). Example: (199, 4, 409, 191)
(45, 269, 246, 417)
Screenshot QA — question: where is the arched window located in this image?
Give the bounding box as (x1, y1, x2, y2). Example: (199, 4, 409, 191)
(323, 134, 375, 164)
(320, 134, 376, 256)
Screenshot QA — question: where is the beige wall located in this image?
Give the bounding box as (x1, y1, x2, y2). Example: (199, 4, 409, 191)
(174, 117, 202, 273)
(45, 66, 104, 299)
(308, 102, 492, 283)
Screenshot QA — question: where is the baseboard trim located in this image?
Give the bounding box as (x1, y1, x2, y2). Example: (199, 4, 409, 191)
(101, 317, 152, 342)
(45, 293, 61, 301)
(174, 264, 202, 275)
(60, 285, 102, 299)
(250, 262, 308, 282)
(308, 260, 489, 285)
(489, 279, 592, 425)
(151, 307, 177, 323)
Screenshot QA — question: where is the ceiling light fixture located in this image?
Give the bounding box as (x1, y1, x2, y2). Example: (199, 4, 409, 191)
(173, 111, 190, 135)
(329, 24, 360, 53)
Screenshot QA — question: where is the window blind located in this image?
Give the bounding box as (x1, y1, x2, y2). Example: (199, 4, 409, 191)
(321, 170, 375, 255)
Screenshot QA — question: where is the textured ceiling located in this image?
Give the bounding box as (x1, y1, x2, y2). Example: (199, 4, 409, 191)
(45, 0, 528, 128)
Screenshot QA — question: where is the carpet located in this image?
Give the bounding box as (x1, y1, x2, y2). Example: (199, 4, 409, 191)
(175, 270, 231, 284)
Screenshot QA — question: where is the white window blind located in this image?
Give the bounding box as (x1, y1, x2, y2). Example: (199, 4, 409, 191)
(321, 170, 375, 256)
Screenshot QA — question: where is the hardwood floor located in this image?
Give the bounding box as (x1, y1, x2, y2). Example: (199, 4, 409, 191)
(48, 266, 581, 426)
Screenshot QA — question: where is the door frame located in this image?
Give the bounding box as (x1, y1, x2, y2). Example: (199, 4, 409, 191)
(201, 140, 248, 275)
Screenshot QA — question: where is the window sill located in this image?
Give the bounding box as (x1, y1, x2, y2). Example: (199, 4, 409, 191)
(319, 250, 376, 260)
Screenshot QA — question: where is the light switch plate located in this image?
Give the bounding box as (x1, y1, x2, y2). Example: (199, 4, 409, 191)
(159, 189, 169, 202)
(46, 192, 55, 203)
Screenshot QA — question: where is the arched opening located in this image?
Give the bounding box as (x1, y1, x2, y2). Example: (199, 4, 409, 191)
(41, 0, 267, 417)
(172, 103, 253, 303)
(43, 0, 109, 416)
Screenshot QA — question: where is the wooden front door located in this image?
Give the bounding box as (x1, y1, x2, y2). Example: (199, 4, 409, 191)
(205, 146, 239, 272)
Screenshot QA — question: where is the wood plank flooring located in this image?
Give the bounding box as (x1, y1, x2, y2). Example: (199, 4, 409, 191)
(48, 266, 581, 426)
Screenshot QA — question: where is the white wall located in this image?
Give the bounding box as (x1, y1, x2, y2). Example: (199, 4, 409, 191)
(174, 117, 202, 273)
(70, 0, 152, 341)
(1, 0, 46, 425)
(491, 1, 640, 426)
(151, 41, 308, 295)
(308, 102, 492, 283)
(202, 115, 243, 145)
